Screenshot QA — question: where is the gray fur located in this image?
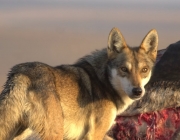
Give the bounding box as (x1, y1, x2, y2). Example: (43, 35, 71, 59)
(122, 41, 180, 116)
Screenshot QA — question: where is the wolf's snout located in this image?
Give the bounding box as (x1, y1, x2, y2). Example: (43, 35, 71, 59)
(132, 87, 142, 96)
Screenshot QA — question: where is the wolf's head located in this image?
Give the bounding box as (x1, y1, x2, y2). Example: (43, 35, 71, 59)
(108, 28, 158, 100)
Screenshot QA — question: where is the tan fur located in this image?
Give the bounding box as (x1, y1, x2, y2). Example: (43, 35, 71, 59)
(14, 128, 40, 140)
(0, 28, 158, 140)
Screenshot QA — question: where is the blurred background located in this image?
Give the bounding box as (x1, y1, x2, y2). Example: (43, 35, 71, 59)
(0, 0, 180, 91)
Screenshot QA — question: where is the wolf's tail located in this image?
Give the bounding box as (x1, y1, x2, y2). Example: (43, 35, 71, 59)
(0, 72, 30, 140)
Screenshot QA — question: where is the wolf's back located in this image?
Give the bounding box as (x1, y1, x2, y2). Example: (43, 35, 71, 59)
(0, 62, 64, 139)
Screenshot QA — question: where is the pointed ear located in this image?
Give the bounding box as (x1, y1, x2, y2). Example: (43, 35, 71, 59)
(140, 29, 158, 61)
(107, 27, 128, 59)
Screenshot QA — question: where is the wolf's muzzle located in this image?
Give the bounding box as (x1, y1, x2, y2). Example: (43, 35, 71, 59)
(132, 87, 142, 97)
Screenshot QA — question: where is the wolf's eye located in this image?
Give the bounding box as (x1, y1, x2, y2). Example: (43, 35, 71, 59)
(121, 67, 128, 72)
(142, 67, 148, 73)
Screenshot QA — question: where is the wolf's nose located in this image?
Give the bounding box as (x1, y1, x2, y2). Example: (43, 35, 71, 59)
(132, 87, 142, 96)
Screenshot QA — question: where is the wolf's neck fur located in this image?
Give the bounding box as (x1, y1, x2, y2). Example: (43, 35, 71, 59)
(75, 49, 128, 111)
(76, 48, 109, 82)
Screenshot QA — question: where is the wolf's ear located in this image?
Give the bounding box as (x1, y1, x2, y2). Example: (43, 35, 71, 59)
(107, 27, 128, 59)
(140, 29, 158, 61)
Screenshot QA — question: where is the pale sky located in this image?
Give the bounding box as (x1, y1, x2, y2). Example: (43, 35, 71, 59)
(0, 0, 180, 90)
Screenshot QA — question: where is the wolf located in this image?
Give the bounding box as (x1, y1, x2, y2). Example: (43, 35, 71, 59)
(0, 27, 158, 140)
